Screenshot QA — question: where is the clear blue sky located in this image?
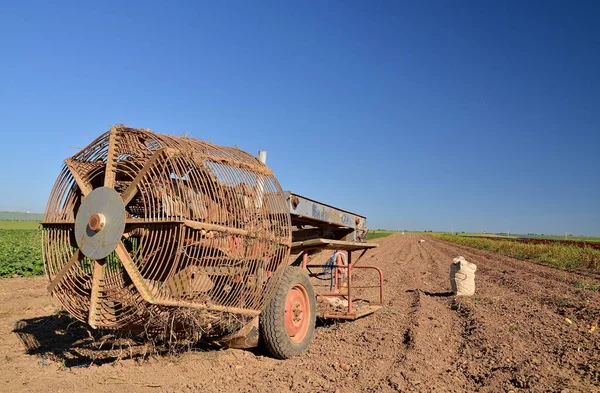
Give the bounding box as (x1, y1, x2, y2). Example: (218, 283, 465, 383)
(0, 1, 598, 235)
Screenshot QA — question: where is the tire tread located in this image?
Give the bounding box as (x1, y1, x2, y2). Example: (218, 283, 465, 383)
(260, 266, 316, 359)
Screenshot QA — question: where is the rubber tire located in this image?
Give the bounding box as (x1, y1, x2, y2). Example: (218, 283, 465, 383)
(260, 266, 316, 359)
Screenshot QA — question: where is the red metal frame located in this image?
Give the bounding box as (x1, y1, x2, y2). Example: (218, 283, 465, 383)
(301, 249, 384, 318)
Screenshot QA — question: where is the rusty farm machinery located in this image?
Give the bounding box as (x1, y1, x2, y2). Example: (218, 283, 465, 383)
(42, 126, 383, 358)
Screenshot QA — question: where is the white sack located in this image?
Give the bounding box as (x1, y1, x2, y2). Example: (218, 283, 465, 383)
(450, 256, 477, 296)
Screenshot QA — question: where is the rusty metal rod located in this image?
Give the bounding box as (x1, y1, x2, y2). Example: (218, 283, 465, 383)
(121, 147, 179, 205)
(47, 249, 83, 293)
(64, 159, 92, 196)
(114, 241, 261, 316)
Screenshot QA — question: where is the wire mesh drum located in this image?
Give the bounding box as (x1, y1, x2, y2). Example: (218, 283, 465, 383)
(42, 126, 291, 337)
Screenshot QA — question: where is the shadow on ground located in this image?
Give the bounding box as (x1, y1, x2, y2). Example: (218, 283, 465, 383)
(422, 291, 454, 297)
(13, 312, 350, 367)
(12, 312, 168, 367)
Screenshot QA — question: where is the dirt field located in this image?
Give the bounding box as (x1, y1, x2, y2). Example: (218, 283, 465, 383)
(1, 234, 599, 392)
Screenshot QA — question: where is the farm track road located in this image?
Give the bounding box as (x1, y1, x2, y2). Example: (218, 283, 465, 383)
(0, 234, 599, 392)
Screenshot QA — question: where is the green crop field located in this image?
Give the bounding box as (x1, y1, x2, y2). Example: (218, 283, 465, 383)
(432, 233, 600, 271)
(367, 230, 396, 239)
(0, 228, 44, 277)
(459, 232, 600, 242)
(0, 216, 44, 277)
(366, 229, 440, 240)
(0, 220, 40, 230)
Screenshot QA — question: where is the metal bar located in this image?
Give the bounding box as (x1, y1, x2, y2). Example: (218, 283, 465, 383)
(104, 126, 118, 188)
(318, 312, 358, 320)
(114, 241, 261, 316)
(286, 192, 369, 242)
(64, 159, 92, 196)
(305, 264, 384, 306)
(347, 251, 353, 314)
(324, 285, 384, 289)
(334, 252, 342, 292)
(362, 265, 384, 305)
(285, 192, 366, 219)
(255, 150, 266, 209)
(302, 251, 308, 269)
(153, 298, 261, 316)
(47, 249, 83, 293)
(126, 219, 288, 245)
(316, 292, 349, 298)
(126, 219, 184, 224)
(114, 241, 155, 301)
(351, 248, 369, 267)
(88, 259, 105, 328)
(351, 265, 384, 305)
(184, 220, 249, 236)
(126, 218, 287, 245)
(41, 221, 75, 225)
(184, 220, 289, 245)
(121, 147, 179, 205)
(291, 238, 378, 253)
(191, 152, 274, 177)
(319, 306, 382, 320)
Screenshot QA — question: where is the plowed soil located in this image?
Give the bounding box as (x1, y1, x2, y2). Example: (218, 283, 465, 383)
(1, 234, 599, 392)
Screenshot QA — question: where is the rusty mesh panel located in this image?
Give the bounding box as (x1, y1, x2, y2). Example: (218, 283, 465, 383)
(43, 126, 291, 334)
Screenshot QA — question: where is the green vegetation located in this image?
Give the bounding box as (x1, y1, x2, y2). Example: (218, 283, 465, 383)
(519, 234, 600, 242)
(366, 229, 443, 240)
(432, 233, 600, 271)
(0, 215, 45, 277)
(460, 233, 517, 239)
(367, 230, 396, 240)
(0, 229, 44, 277)
(460, 232, 600, 242)
(574, 281, 600, 291)
(0, 221, 40, 230)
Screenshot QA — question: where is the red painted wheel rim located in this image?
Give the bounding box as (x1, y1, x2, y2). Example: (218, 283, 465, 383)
(284, 283, 311, 343)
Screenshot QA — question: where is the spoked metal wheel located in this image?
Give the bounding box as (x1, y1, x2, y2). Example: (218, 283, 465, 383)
(42, 126, 292, 332)
(260, 266, 316, 359)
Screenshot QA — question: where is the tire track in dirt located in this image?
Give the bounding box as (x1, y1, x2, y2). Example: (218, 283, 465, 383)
(290, 235, 427, 393)
(349, 238, 429, 392)
(347, 237, 472, 393)
(422, 236, 600, 392)
(424, 238, 557, 391)
(431, 238, 600, 333)
(2, 234, 600, 393)
(380, 240, 475, 393)
(320, 236, 457, 393)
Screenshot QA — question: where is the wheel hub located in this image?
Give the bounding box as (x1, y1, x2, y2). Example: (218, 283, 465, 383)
(74, 187, 126, 260)
(88, 213, 106, 231)
(284, 284, 310, 343)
